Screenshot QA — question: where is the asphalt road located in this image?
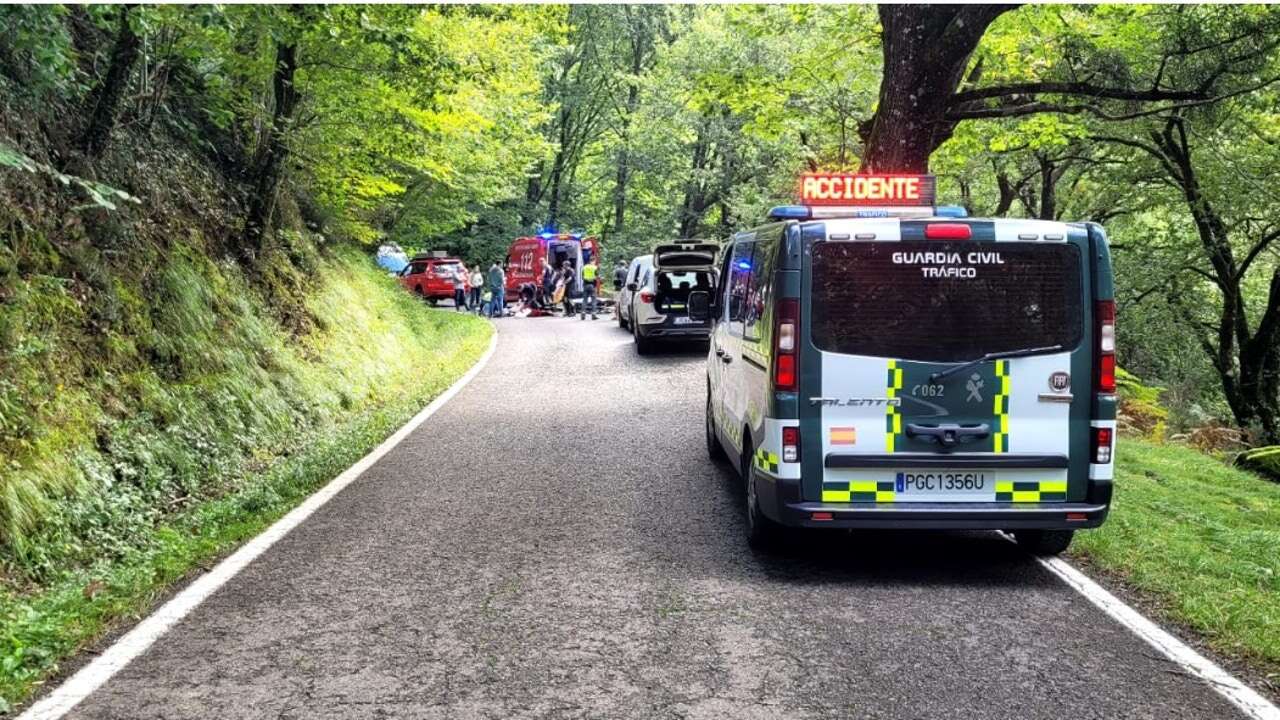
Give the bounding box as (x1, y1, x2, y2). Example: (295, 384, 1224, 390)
(63, 316, 1245, 719)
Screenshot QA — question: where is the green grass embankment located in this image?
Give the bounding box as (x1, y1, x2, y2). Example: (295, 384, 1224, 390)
(1076, 438, 1280, 681)
(0, 246, 490, 710)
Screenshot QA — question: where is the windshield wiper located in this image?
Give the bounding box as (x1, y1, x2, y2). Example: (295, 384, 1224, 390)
(928, 344, 1064, 383)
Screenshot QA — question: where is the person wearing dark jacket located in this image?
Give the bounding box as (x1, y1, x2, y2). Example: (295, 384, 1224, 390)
(559, 261, 576, 316)
(487, 262, 506, 318)
(613, 261, 627, 291)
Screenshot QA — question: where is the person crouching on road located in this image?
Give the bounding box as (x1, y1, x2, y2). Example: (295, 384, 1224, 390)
(469, 265, 484, 314)
(452, 263, 468, 311)
(580, 257, 599, 321)
(487, 261, 506, 318)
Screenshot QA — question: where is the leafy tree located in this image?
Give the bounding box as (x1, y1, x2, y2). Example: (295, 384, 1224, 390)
(862, 4, 1280, 172)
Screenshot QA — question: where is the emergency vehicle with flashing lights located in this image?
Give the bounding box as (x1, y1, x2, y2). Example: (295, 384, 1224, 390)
(505, 229, 603, 308)
(689, 173, 1116, 554)
(398, 252, 466, 305)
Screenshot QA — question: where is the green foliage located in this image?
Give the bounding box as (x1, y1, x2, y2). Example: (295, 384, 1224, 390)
(1117, 367, 1169, 442)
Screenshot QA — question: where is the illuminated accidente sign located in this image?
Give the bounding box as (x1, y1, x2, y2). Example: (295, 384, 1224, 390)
(799, 173, 936, 206)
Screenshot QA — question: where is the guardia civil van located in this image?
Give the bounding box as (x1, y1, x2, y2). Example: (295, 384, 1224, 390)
(689, 174, 1116, 554)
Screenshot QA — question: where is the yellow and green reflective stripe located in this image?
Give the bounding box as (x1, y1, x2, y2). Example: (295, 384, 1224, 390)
(822, 480, 895, 503)
(885, 360, 902, 452)
(995, 479, 1067, 502)
(993, 360, 1009, 453)
(754, 449, 779, 473)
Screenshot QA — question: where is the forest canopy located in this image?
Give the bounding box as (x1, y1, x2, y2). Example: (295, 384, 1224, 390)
(3, 3, 1280, 437)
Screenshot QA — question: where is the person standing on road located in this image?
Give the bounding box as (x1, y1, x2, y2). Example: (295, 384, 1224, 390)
(541, 260, 556, 302)
(613, 260, 627, 291)
(580, 257, 599, 321)
(452, 263, 468, 311)
(469, 265, 484, 314)
(487, 261, 506, 318)
(559, 261, 575, 316)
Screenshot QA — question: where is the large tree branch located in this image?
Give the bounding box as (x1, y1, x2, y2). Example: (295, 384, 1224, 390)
(949, 75, 1280, 123)
(950, 81, 1205, 105)
(1239, 227, 1280, 281)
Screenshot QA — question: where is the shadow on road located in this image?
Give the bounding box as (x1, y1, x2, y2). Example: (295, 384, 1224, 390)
(648, 460, 1046, 592)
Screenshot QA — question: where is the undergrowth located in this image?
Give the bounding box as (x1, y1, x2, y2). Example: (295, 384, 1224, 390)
(0, 244, 490, 709)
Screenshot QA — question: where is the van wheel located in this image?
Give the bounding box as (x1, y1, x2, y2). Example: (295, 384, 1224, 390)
(744, 443, 782, 550)
(618, 309, 629, 330)
(1013, 529, 1074, 556)
(705, 392, 726, 462)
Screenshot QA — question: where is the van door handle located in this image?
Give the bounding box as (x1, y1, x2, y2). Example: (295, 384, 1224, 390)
(905, 423, 990, 449)
(714, 345, 725, 356)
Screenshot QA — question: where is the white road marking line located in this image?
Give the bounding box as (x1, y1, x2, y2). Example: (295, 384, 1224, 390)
(1038, 555, 1280, 720)
(20, 330, 499, 720)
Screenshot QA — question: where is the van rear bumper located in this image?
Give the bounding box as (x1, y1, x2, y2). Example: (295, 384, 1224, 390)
(757, 475, 1111, 530)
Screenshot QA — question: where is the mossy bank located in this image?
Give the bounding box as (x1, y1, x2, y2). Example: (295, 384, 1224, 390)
(0, 243, 490, 710)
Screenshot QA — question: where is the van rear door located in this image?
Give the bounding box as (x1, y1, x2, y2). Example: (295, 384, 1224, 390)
(653, 243, 719, 272)
(805, 228, 1090, 505)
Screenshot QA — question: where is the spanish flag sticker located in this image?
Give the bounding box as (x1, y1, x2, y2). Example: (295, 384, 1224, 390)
(830, 427, 856, 445)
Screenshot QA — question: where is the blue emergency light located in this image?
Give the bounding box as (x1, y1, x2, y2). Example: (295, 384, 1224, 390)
(536, 225, 585, 240)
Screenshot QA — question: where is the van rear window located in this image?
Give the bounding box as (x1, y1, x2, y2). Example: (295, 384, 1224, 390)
(810, 241, 1083, 362)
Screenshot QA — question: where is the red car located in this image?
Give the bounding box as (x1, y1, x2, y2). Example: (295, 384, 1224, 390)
(398, 253, 465, 305)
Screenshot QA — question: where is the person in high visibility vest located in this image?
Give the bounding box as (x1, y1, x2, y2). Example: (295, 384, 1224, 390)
(580, 258, 599, 320)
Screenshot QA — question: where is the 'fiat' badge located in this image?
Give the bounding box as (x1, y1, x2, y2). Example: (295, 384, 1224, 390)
(1048, 371, 1071, 393)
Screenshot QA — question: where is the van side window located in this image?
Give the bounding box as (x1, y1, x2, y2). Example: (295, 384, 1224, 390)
(727, 241, 756, 335)
(715, 248, 732, 321)
(743, 241, 772, 342)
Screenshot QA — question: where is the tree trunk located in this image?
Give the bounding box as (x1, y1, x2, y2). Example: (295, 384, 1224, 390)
(678, 121, 712, 237)
(80, 5, 141, 159)
(545, 105, 573, 228)
(1037, 154, 1056, 220)
(993, 168, 1018, 216)
(860, 5, 1015, 173)
(241, 39, 300, 263)
(611, 79, 640, 235)
(611, 13, 651, 237)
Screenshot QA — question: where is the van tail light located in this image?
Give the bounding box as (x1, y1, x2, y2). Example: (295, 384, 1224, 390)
(639, 291, 654, 304)
(773, 298, 799, 392)
(1096, 300, 1116, 394)
(782, 426, 800, 462)
(1092, 426, 1113, 464)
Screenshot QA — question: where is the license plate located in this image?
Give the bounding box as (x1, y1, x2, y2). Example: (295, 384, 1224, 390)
(896, 471, 992, 501)
(673, 316, 694, 325)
